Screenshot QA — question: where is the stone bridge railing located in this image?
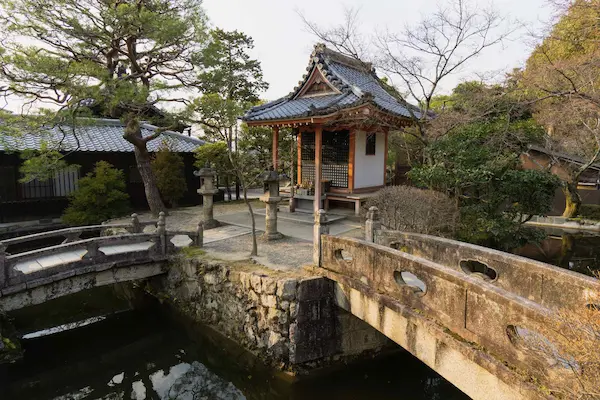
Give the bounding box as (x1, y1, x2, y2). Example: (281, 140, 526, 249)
(0, 213, 203, 290)
(314, 207, 600, 396)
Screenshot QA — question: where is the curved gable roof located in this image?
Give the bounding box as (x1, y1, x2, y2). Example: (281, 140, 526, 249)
(244, 44, 420, 123)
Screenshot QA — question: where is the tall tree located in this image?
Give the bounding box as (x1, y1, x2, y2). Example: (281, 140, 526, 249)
(190, 29, 268, 256)
(522, 0, 600, 217)
(0, 0, 208, 215)
(195, 28, 268, 200)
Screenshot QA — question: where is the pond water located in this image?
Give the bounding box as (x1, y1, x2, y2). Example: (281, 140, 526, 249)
(0, 287, 469, 400)
(515, 229, 600, 276)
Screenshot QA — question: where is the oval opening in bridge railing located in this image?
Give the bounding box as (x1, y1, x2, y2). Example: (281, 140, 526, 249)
(394, 271, 427, 295)
(334, 249, 353, 262)
(459, 260, 498, 282)
(389, 242, 411, 254)
(506, 325, 565, 368)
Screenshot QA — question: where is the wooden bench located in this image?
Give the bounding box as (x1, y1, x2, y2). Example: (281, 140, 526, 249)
(325, 195, 368, 215)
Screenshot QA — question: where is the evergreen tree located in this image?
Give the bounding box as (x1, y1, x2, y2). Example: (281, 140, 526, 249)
(0, 0, 208, 215)
(152, 144, 187, 208)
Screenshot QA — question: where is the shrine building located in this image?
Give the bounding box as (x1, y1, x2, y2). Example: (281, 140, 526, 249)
(243, 44, 418, 214)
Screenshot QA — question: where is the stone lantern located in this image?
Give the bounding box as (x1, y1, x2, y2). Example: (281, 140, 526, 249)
(194, 162, 220, 229)
(259, 169, 284, 240)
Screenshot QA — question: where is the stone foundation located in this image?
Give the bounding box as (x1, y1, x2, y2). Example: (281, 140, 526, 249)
(161, 256, 391, 372)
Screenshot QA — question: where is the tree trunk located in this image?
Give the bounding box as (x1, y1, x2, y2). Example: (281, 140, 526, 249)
(243, 186, 258, 256)
(134, 146, 166, 216)
(123, 115, 166, 216)
(562, 181, 581, 218)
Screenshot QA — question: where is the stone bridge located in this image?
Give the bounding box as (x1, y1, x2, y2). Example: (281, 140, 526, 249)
(0, 213, 202, 311)
(313, 208, 600, 400)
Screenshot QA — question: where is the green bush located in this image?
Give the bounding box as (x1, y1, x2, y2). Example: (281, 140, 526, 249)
(579, 204, 600, 221)
(62, 161, 130, 225)
(152, 145, 187, 208)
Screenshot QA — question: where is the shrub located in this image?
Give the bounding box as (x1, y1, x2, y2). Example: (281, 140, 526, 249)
(152, 145, 187, 208)
(579, 204, 600, 221)
(62, 161, 130, 225)
(364, 186, 459, 237)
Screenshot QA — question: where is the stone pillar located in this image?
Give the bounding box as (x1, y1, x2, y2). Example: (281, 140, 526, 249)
(313, 209, 329, 267)
(130, 213, 141, 233)
(260, 170, 283, 240)
(365, 206, 381, 243)
(157, 211, 167, 255)
(194, 163, 220, 229)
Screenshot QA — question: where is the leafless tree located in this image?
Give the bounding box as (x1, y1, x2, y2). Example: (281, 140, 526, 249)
(302, 0, 515, 146)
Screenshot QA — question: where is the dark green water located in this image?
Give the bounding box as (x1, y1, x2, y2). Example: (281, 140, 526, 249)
(516, 230, 600, 276)
(0, 288, 469, 400)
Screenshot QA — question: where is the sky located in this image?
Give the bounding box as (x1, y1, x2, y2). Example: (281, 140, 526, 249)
(203, 0, 554, 101)
(1, 0, 554, 112)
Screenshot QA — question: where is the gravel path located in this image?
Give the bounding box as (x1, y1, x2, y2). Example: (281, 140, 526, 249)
(203, 234, 313, 271)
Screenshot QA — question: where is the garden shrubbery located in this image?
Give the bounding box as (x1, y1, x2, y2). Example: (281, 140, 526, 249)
(364, 185, 460, 237)
(152, 145, 187, 208)
(62, 161, 130, 225)
(579, 204, 600, 221)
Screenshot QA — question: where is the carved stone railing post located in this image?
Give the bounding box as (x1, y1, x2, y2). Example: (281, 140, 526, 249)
(194, 221, 204, 248)
(83, 241, 99, 260)
(0, 242, 7, 288)
(131, 213, 142, 233)
(365, 206, 381, 243)
(157, 211, 167, 255)
(313, 209, 329, 267)
(195, 163, 220, 229)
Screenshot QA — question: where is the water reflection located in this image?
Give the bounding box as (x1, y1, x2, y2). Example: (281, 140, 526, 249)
(516, 229, 600, 276)
(0, 301, 468, 400)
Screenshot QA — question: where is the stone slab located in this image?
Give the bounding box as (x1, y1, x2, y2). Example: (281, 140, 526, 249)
(203, 225, 253, 244)
(216, 212, 360, 242)
(99, 242, 153, 255)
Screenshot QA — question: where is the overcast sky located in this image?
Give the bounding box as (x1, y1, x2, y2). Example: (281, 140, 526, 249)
(203, 0, 553, 101)
(2, 0, 554, 112)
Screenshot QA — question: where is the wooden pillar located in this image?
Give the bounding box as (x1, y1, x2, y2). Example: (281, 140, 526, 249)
(314, 125, 323, 212)
(272, 126, 279, 170)
(348, 130, 356, 193)
(297, 132, 302, 183)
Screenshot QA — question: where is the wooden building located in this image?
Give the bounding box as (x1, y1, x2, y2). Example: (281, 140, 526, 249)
(243, 44, 418, 213)
(0, 119, 206, 222)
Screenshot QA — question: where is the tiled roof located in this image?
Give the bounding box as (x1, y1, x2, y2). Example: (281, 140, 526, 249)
(0, 119, 204, 153)
(244, 44, 420, 122)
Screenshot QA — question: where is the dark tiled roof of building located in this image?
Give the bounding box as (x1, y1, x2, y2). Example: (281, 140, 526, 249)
(243, 44, 420, 122)
(0, 119, 204, 153)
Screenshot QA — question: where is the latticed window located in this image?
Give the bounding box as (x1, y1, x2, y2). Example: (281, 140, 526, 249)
(300, 130, 349, 188)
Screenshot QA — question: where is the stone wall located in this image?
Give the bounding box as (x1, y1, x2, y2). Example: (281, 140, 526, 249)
(162, 256, 390, 372)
